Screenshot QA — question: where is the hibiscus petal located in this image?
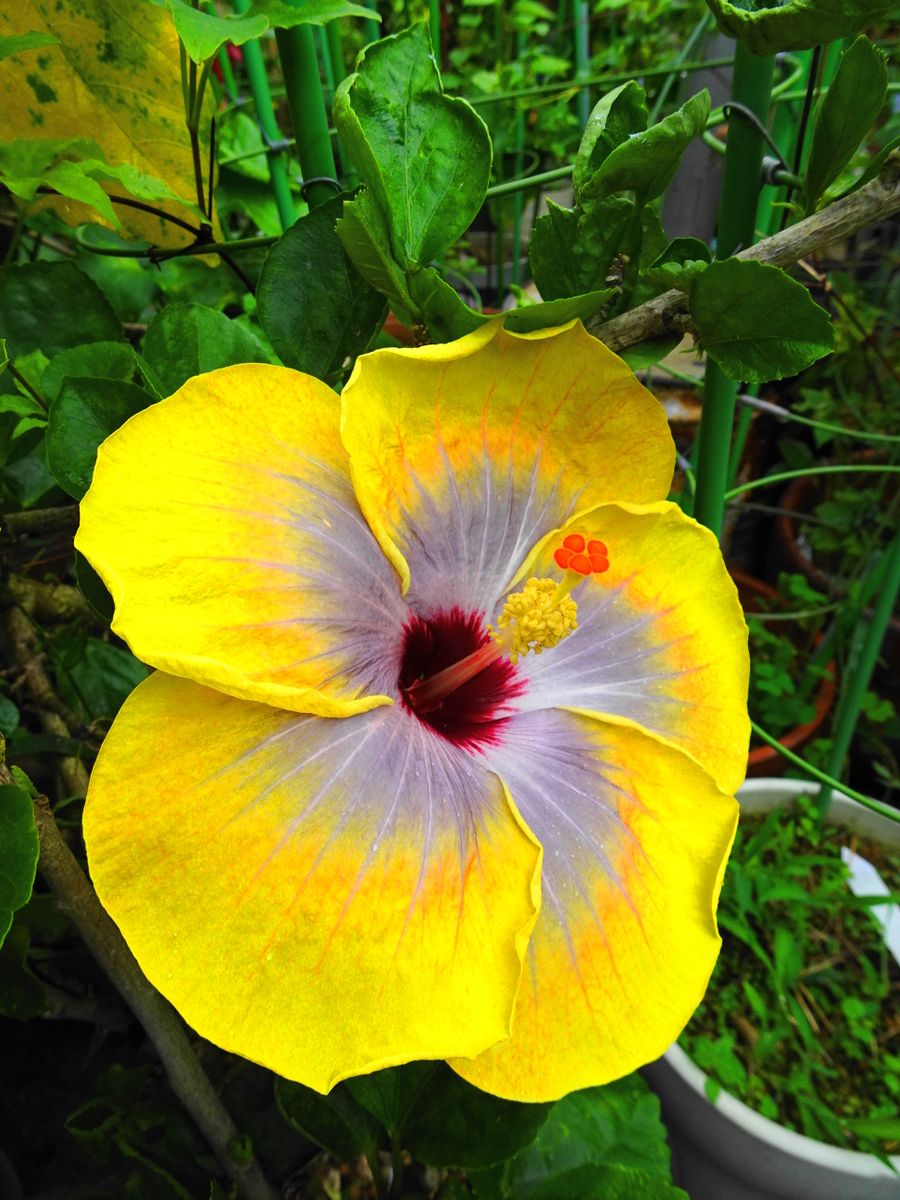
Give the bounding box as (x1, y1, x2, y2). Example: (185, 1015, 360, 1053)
(449, 708, 737, 1101)
(341, 321, 674, 611)
(84, 672, 542, 1091)
(513, 501, 750, 794)
(76, 365, 407, 716)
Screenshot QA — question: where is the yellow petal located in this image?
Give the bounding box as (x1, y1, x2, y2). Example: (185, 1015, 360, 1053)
(515, 501, 750, 795)
(340, 320, 674, 604)
(84, 672, 542, 1091)
(451, 709, 738, 1101)
(76, 364, 406, 717)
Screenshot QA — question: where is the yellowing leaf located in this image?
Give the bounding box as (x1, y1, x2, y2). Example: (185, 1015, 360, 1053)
(0, 0, 218, 246)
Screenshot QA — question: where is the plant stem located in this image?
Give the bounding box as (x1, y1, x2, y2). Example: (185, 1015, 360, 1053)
(749, 721, 899, 822)
(734, 392, 900, 444)
(648, 8, 711, 125)
(816, 529, 900, 818)
(692, 42, 775, 541)
(233, 0, 297, 230)
(587, 149, 900, 351)
(573, 0, 591, 129)
(36, 187, 202, 236)
(724, 463, 900, 502)
(28, 793, 278, 1200)
(6, 362, 46, 410)
(486, 164, 572, 199)
(275, 8, 339, 209)
(0, 505, 79, 539)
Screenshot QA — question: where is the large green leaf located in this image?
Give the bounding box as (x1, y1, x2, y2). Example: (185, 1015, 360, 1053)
(804, 36, 888, 214)
(334, 23, 492, 266)
(573, 81, 648, 195)
(141, 302, 270, 398)
(46, 378, 150, 499)
(471, 1075, 682, 1200)
(257, 196, 387, 382)
(347, 1063, 553, 1170)
(582, 90, 710, 204)
(706, 0, 893, 55)
(408, 267, 488, 341)
(0, 262, 122, 358)
(504, 291, 615, 333)
(689, 258, 834, 383)
(0, 784, 39, 950)
(164, 0, 267, 63)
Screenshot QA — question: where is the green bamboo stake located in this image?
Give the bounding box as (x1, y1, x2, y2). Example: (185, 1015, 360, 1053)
(363, 16, 380, 45)
(275, 9, 339, 209)
(233, 0, 296, 230)
(428, 0, 441, 64)
(816, 530, 900, 817)
(692, 43, 776, 540)
(573, 0, 591, 129)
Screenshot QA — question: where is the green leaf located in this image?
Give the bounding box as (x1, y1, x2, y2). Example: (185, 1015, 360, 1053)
(706, 0, 893, 55)
(75, 550, 115, 623)
(503, 290, 615, 333)
(0, 262, 122, 358)
(408, 267, 489, 341)
(46, 378, 150, 499)
(248, 0, 380, 30)
(275, 1078, 381, 1160)
(522, 1164, 688, 1200)
(0, 30, 59, 60)
(619, 335, 681, 369)
(345, 1062, 553, 1170)
(257, 196, 387, 382)
(142, 302, 270, 398)
(573, 81, 648, 195)
(0, 695, 19, 736)
(337, 188, 415, 314)
(804, 36, 888, 214)
(334, 23, 492, 265)
(583, 90, 710, 204)
(529, 196, 632, 301)
(51, 636, 149, 721)
(42, 341, 136, 403)
(165, 0, 267, 63)
(689, 258, 834, 382)
(0, 784, 39, 949)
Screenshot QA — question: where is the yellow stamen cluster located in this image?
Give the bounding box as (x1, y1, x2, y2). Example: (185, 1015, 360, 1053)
(493, 577, 578, 662)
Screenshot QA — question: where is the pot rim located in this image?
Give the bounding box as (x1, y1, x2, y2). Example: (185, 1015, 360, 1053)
(665, 777, 900, 1179)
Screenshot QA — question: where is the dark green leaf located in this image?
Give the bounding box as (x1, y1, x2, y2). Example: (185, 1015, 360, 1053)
(275, 1078, 381, 1159)
(7, 733, 85, 757)
(573, 81, 648, 195)
(504, 290, 615, 333)
(75, 550, 115, 623)
(652, 237, 712, 268)
(582, 91, 710, 204)
(619, 335, 681, 369)
(334, 24, 492, 265)
(706, 0, 893, 55)
(804, 36, 888, 213)
(257, 196, 387, 381)
(0, 30, 60, 60)
(142, 302, 270, 398)
(0, 945, 46, 1019)
(529, 196, 632, 301)
(52, 637, 149, 721)
(42, 341, 136, 403)
(0, 784, 39, 948)
(0, 695, 19, 736)
(46, 378, 150, 499)
(0, 262, 122, 358)
(689, 258, 834, 382)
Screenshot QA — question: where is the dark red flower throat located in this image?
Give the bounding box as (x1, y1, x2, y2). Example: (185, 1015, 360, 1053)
(399, 608, 523, 750)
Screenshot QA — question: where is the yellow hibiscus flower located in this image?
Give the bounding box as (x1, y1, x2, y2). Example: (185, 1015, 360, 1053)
(76, 319, 749, 1102)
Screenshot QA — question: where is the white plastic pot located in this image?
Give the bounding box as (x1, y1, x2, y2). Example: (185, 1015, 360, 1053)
(643, 778, 900, 1200)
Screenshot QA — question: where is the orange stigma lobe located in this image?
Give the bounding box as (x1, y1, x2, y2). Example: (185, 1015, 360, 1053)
(553, 533, 609, 576)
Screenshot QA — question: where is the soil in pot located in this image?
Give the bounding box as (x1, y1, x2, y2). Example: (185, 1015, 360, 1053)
(731, 569, 837, 777)
(679, 789, 900, 1161)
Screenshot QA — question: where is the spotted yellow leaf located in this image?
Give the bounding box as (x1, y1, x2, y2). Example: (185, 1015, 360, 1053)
(0, 0, 219, 246)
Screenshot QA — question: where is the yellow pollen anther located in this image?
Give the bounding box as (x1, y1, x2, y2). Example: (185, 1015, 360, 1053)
(493, 577, 579, 662)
